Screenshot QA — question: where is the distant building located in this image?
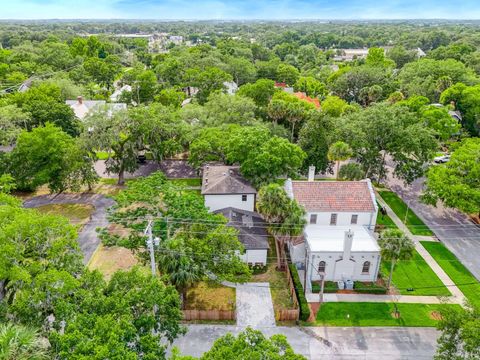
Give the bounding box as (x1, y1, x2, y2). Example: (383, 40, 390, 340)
(201, 165, 256, 212)
(66, 96, 127, 120)
(110, 84, 132, 102)
(215, 207, 269, 266)
(333, 48, 371, 62)
(293, 92, 320, 109)
(274, 82, 294, 94)
(223, 81, 238, 95)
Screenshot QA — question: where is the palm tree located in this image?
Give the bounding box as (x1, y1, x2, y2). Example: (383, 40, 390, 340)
(267, 99, 289, 126)
(257, 184, 306, 270)
(378, 229, 415, 289)
(157, 240, 201, 309)
(0, 323, 49, 360)
(328, 141, 353, 180)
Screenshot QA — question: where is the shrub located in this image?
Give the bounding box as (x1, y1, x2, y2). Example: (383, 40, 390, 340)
(354, 281, 387, 294)
(249, 264, 267, 275)
(311, 281, 338, 293)
(289, 264, 311, 321)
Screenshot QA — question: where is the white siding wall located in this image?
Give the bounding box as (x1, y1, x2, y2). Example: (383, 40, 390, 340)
(204, 194, 255, 212)
(307, 251, 380, 282)
(240, 249, 268, 266)
(306, 211, 375, 228)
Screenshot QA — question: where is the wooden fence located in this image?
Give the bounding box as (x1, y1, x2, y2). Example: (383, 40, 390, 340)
(182, 310, 236, 321)
(274, 264, 300, 322)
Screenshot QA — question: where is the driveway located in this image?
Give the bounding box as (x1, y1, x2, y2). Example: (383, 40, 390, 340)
(236, 283, 276, 327)
(23, 193, 115, 264)
(169, 325, 439, 359)
(385, 163, 480, 280)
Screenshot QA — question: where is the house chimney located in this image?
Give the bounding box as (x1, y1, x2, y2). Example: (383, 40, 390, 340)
(77, 96, 83, 105)
(308, 165, 315, 182)
(284, 178, 294, 199)
(343, 230, 354, 260)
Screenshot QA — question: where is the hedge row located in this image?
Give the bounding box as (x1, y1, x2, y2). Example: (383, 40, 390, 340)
(311, 281, 339, 294)
(288, 264, 311, 321)
(354, 281, 387, 294)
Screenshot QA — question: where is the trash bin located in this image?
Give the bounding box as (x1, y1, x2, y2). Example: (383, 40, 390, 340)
(337, 280, 345, 290)
(345, 279, 354, 290)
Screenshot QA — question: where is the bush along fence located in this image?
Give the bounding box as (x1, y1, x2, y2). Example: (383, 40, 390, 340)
(288, 264, 310, 321)
(182, 310, 236, 321)
(275, 264, 301, 322)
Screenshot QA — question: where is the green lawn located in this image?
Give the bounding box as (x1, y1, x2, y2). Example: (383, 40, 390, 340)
(376, 207, 398, 230)
(421, 242, 480, 307)
(381, 249, 450, 296)
(378, 190, 433, 236)
(168, 178, 202, 187)
(313, 302, 461, 327)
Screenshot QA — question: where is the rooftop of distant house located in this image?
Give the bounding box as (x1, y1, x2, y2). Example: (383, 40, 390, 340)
(293, 92, 320, 109)
(66, 96, 127, 120)
(214, 207, 269, 250)
(201, 165, 256, 195)
(286, 179, 376, 213)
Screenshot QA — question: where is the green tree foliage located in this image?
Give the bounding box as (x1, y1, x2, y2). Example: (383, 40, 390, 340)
(378, 229, 415, 288)
(297, 113, 333, 173)
(201, 93, 258, 127)
(320, 95, 349, 117)
(337, 103, 438, 184)
(276, 63, 300, 85)
(241, 137, 306, 187)
(156, 88, 187, 108)
(435, 303, 480, 360)
(294, 76, 327, 97)
(7, 123, 97, 192)
(180, 328, 306, 360)
(420, 106, 461, 140)
(440, 82, 480, 135)
(422, 138, 480, 217)
(0, 323, 49, 360)
(366, 47, 395, 68)
(83, 55, 122, 90)
(386, 45, 417, 68)
(0, 104, 30, 145)
(188, 126, 233, 169)
(186, 67, 232, 104)
(398, 58, 478, 101)
(237, 79, 276, 107)
(328, 141, 353, 180)
(338, 163, 364, 180)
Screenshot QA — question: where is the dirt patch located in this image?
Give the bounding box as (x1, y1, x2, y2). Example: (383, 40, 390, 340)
(429, 311, 443, 321)
(88, 245, 139, 280)
(391, 311, 401, 319)
(185, 281, 236, 311)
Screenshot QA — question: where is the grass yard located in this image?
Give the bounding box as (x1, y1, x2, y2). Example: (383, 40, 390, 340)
(185, 281, 236, 311)
(167, 178, 201, 187)
(252, 237, 294, 311)
(421, 241, 480, 307)
(376, 210, 398, 230)
(88, 244, 140, 280)
(381, 249, 450, 296)
(36, 203, 94, 227)
(313, 302, 461, 327)
(378, 190, 433, 236)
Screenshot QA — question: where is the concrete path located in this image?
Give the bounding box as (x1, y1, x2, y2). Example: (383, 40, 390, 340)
(23, 193, 115, 264)
(169, 324, 439, 359)
(236, 283, 276, 327)
(376, 190, 465, 305)
(385, 161, 480, 281)
(307, 293, 456, 304)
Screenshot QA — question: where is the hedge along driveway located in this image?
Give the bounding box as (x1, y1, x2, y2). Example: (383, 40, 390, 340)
(421, 241, 480, 308)
(380, 249, 451, 296)
(378, 190, 433, 236)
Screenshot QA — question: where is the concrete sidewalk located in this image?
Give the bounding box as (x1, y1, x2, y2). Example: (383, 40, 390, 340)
(307, 293, 459, 304)
(375, 190, 465, 305)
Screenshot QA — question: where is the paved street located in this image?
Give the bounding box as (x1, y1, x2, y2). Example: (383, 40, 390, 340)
(23, 193, 115, 264)
(169, 325, 439, 359)
(385, 163, 480, 280)
(236, 283, 276, 327)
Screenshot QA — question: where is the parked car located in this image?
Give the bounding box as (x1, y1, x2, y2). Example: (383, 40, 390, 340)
(433, 154, 451, 163)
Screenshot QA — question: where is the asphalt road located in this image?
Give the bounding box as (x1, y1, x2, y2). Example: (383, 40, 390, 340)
(23, 193, 115, 264)
(385, 163, 480, 280)
(169, 325, 439, 359)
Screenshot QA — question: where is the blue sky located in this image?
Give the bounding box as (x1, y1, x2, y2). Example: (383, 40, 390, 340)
(1, 0, 480, 19)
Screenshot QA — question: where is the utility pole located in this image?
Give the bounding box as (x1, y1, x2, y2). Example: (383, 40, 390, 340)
(319, 273, 325, 304)
(303, 250, 309, 296)
(144, 217, 160, 277)
(404, 200, 410, 224)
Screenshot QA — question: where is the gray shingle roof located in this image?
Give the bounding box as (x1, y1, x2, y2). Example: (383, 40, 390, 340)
(214, 207, 270, 250)
(201, 165, 256, 195)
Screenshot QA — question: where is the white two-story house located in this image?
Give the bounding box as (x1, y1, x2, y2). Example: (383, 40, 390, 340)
(285, 167, 381, 288)
(201, 165, 256, 212)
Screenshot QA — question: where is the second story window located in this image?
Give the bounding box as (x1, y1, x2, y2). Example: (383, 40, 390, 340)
(351, 214, 358, 225)
(330, 213, 337, 225)
(242, 195, 247, 202)
(318, 261, 326, 273)
(310, 214, 317, 224)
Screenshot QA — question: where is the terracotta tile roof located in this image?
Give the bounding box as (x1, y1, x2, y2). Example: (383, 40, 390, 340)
(201, 165, 256, 195)
(291, 180, 375, 212)
(293, 92, 321, 109)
